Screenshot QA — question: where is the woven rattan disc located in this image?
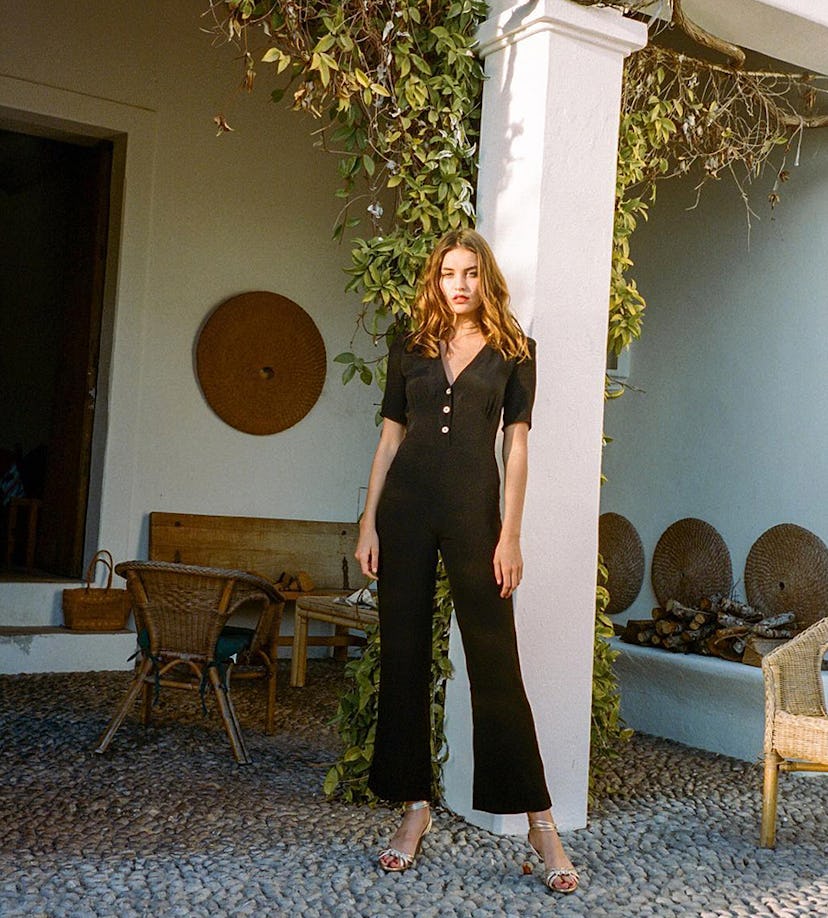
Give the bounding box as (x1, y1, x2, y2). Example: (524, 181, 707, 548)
(745, 524, 828, 628)
(598, 512, 644, 614)
(196, 291, 326, 435)
(651, 518, 732, 608)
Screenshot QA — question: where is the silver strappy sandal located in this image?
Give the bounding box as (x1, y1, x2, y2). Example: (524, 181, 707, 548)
(378, 800, 432, 873)
(527, 819, 580, 894)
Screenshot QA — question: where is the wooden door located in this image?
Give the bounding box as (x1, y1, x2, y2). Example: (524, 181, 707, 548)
(36, 141, 113, 578)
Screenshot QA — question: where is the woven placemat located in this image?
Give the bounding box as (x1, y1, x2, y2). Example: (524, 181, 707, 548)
(651, 518, 732, 608)
(196, 291, 326, 435)
(598, 512, 644, 614)
(744, 523, 828, 628)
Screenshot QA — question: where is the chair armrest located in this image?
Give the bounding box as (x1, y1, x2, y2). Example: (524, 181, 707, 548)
(763, 616, 828, 718)
(228, 572, 286, 656)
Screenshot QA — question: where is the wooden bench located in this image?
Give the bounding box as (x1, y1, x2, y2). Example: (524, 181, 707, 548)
(148, 511, 361, 657)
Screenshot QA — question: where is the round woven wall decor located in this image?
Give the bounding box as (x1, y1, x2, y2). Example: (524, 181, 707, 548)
(598, 512, 645, 614)
(651, 518, 733, 608)
(744, 524, 828, 628)
(196, 291, 326, 435)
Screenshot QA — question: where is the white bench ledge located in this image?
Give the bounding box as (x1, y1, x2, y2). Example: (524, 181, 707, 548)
(611, 636, 828, 762)
(0, 627, 136, 675)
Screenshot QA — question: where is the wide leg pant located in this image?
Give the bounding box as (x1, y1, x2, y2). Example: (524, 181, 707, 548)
(369, 497, 551, 814)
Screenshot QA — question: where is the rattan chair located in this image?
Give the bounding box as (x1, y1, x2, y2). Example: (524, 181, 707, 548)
(760, 615, 828, 847)
(95, 561, 284, 764)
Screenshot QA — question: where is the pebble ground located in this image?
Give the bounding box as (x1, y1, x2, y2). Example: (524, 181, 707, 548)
(2, 660, 827, 917)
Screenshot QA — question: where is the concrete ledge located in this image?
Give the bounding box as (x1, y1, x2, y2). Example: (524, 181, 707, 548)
(0, 627, 136, 674)
(611, 637, 828, 762)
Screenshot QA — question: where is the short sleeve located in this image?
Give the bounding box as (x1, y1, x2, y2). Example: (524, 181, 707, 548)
(380, 337, 408, 424)
(502, 338, 536, 430)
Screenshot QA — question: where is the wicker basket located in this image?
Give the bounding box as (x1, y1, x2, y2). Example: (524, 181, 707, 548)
(598, 512, 645, 615)
(651, 518, 733, 608)
(744, 523, 828, 629)
(63, 550, 132, 631)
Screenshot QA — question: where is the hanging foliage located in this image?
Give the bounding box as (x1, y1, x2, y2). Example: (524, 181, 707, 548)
(207, 0, 486, 382)
(607, 19, 827, 360)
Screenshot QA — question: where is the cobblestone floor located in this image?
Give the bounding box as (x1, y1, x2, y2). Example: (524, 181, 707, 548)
(2, 662, 827, 917)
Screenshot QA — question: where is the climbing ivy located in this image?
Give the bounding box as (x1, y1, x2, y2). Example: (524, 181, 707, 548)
(590, 558, 634, 801)
(323, 565, 453, 803)
(207, 0, 486, 378)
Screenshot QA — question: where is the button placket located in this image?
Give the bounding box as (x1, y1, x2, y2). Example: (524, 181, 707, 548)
(440, 385, 453, 437)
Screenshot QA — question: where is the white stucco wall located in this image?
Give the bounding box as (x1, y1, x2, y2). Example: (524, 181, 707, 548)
(1, 0, 379, 629)
(601, 126, 828, 621)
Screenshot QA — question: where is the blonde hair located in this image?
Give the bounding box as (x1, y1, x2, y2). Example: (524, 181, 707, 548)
(408, 229, 530, 361)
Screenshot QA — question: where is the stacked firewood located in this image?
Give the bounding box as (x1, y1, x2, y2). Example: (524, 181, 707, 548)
(621, 595, 797, 660)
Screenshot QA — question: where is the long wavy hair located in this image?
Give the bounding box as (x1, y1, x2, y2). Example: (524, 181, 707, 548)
(408, 229, 530, 360)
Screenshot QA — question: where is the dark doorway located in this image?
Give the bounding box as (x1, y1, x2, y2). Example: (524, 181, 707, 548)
(0, 128, 113, 579)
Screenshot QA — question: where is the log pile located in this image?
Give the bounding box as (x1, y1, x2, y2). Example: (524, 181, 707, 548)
(621, 594, 797, 661)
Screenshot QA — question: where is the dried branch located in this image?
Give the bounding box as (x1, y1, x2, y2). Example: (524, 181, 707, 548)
(778, 112, 828, 128)
(624, 45, 828, 189)
(672, 0, 745, 68)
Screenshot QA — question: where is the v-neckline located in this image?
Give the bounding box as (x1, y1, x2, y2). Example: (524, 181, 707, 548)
(439, 340, 489, 386)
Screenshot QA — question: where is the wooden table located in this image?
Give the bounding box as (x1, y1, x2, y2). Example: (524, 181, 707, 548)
(291, 594, 378, 687)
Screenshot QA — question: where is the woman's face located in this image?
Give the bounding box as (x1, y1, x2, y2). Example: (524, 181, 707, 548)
(439, 246, 482, 322)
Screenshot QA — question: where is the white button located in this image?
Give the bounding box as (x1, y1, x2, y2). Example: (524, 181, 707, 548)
(442, 405, 450, 413)
(445, 387, 452, 395)
(441, 426, 449, 434)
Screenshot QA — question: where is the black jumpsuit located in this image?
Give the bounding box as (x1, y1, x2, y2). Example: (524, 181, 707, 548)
(368, 335, 552, 814)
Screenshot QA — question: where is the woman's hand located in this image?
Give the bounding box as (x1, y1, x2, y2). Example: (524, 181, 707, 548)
(494, 534, 523, 598)
(355, 525, 380, 580)
(354, 418, 406, 583)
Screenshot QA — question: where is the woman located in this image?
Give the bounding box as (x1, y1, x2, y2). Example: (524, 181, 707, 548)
(355, 229, 579, 894)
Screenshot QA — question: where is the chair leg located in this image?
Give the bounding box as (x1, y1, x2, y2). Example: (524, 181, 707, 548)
(95, 660, 154, 755)
(333, 624, 349, 661)
(266, 659, 277, 735)
(760, 751, 782, 848)
(141, 680, 153, 725)
(209, 666, 251, 765)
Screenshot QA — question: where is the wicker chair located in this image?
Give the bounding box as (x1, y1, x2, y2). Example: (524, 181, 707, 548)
(760, 615, 828, 847)
(94, 561, 284, 764)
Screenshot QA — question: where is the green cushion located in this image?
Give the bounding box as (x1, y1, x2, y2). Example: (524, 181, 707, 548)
(215, 625, 255, 662)
(136, 625, 254, 661)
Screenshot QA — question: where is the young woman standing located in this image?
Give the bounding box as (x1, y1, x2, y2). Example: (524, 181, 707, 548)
(355, 229, 578, 894)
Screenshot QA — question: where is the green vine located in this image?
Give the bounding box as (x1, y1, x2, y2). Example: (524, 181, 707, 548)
(323, 565, 453, 803)
(207, 0, 486, 379)
(590, 558, 634, 801)
(588, 55, 689, 798)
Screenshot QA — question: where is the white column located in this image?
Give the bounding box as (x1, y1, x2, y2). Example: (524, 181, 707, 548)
(442, 0, 646, 834)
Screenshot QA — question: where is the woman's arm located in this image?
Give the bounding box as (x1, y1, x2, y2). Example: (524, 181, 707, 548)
(355, 419, 407, 579)
(494, 421, 529, 598)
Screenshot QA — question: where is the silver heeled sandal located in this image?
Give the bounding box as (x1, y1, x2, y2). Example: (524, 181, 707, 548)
(378, 801, 432, 873)
(527, 819, 580, 894)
